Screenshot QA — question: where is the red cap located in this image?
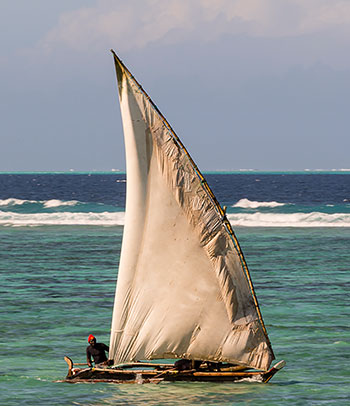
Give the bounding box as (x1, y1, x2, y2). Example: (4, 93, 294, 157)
(88, 334, 95, 342)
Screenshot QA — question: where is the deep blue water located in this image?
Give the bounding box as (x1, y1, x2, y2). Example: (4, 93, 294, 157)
(1, 172, 349, 206)
(0, 173, 349, 405)
(0, 173, 349, 227)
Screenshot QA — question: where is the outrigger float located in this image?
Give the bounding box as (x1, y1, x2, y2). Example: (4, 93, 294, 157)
(63, 51, 285, 384)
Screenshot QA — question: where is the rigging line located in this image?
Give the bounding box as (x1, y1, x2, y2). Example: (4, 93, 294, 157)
(111, 50, 271, 348)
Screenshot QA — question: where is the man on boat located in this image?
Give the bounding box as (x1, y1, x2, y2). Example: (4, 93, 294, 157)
(86, 334, 110, 367)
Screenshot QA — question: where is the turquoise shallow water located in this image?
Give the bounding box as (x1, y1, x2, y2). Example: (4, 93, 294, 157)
(1, 225, 349, 405)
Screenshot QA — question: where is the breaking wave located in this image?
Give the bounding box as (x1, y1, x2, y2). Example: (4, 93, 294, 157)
(0, 198, 80, 208)
(43, 199, 79, 208)
(0, 211, 125, 227)
(0, 210, 349, 227)
(1, 197, 349, 227)
(227, 212, 350, 227)
(233, 199, 287, 209)
(0, 198, 36, 206)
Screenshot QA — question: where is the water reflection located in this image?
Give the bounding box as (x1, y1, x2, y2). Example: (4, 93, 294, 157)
(73, 381, 271, 406)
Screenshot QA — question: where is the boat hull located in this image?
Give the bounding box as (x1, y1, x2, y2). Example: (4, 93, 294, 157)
(64, 361, 285, 384)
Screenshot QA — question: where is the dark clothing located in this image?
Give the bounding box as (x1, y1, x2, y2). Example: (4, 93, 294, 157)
(174, 359, 202, 371)
(86, 343, 109, 365)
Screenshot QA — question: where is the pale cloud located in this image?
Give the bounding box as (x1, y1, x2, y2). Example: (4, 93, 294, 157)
(298, 0, 350, 33)
(37, 0, 350, 53)
(226, 0, 350, 36)
(39, 0, 195, 52)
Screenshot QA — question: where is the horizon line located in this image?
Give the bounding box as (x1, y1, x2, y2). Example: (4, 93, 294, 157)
(1, 169, 350, 175)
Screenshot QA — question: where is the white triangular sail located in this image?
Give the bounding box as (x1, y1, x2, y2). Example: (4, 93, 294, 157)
(109, 51, 275, 371)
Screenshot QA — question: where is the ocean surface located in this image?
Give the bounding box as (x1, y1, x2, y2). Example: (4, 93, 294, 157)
(1, 172, 349, 405)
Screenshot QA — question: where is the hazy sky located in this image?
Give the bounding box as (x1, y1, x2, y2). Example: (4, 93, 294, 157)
(1, 0, 350, 171)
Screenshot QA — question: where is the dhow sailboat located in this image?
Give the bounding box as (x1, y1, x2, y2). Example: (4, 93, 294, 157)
(64, 51, 285, 384)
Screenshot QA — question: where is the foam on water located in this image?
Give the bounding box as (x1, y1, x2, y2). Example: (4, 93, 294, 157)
(0, 198, 37, 206)
(227, 212, 350, 227)
(233, 199, 287, 209)
(0, 211, 125, 227)
(43, 199, 79, 208)
(1, 210, 349, 227)
(0, 198, 79, 209)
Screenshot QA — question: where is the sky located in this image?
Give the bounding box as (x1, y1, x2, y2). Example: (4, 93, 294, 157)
(1, 0, 350, 171)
